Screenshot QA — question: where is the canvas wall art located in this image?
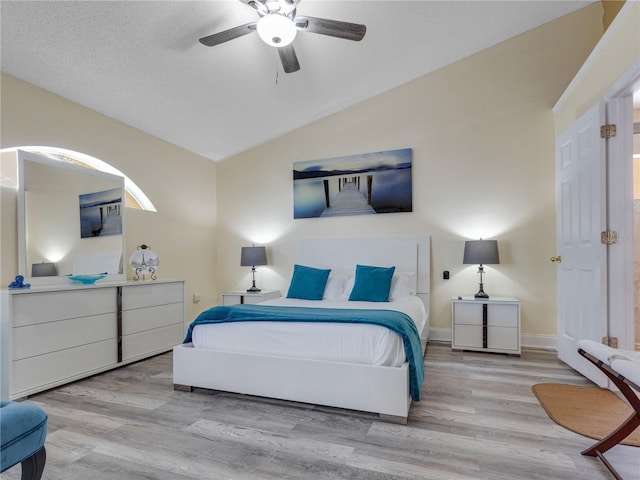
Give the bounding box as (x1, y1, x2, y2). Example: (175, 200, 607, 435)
(293, 148, 412, 219)
(79, 187, 123, 238)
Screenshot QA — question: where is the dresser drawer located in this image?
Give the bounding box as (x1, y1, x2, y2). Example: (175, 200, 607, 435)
(12, 338, 118, 395)
(13, 288, 116, 327)
(12, 312, 117, 360)
(122, 282, 184, 310)
(122, 302, 184, 335)
(122, 323, 184, 362)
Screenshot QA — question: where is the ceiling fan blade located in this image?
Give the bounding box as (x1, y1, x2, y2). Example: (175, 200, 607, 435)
(278, 45, 300, 73)
(295, 16, 366, 41)
(199, 23, 257, 47)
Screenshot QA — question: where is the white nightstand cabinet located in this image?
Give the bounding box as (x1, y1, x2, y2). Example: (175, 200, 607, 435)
(451, 296, 520, 355)
(221, 290, 281, 305)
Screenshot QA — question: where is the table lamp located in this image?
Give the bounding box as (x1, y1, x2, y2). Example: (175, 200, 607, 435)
(240, 245, 268, 292)
(463, 239, 500, 298)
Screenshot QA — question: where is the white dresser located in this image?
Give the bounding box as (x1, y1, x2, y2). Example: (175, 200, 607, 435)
(1, 280, 185, 400)
(451, 296, 520, 355)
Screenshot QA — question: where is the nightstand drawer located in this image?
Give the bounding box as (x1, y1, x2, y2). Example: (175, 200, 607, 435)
(453, 302, 518, 327)
(487, 304, 518, 328)
(221, 290, 281, 305)
(453, 324, 519, 353)
(487, 326, 519, 351)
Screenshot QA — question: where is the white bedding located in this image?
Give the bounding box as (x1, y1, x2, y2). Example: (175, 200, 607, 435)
(191, 296, 426, 367)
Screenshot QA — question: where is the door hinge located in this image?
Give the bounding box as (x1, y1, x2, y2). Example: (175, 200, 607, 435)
(602, 336, 618, 348)
(601, 230, 618, 245)
(600, 124, 617, 139)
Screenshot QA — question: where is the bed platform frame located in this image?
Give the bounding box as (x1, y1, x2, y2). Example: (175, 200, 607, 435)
(173, 234, 430, 423)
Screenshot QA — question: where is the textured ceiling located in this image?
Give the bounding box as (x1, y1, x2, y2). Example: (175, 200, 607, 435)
(1, 1, 595, 162)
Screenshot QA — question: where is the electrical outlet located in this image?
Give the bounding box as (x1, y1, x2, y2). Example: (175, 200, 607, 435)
(193, 292, 201, 304)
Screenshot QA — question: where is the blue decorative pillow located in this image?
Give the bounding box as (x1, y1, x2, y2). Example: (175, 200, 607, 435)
(349, 264, 396, 302)
(286, 264, 331, 300)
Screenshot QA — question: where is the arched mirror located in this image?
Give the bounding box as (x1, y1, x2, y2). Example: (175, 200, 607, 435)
(17, 150, 126, 284)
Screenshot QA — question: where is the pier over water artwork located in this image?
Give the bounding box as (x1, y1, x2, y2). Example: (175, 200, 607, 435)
(293, 148, 412, 219)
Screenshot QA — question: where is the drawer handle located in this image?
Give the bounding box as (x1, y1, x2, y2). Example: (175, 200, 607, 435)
(550, 255, 562, 263)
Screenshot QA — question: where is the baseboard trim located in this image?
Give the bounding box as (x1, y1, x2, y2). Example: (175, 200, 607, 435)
(521, 333, 557, 351)
(428, 328, 451, 343)
(428, 328, 557, 351)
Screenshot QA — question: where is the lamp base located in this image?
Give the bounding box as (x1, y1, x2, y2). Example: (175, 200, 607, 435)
(474, 281, 489, 299)
(247, 267, 261, 292)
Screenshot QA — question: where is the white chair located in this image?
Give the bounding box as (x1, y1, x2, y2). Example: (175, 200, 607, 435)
(577, 340, 640, 480)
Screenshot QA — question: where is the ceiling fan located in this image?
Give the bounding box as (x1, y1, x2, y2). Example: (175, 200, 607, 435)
(199, 0, 366, 74)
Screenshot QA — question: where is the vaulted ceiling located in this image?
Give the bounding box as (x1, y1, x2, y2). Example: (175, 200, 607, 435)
(1, 1, 595, 162)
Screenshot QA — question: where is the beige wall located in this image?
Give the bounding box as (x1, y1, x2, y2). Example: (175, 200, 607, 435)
(602, 0, 626, 31)
(554, 2, 639, 134)
(216, 4, 604, 340)
(0, 73, 218, 322)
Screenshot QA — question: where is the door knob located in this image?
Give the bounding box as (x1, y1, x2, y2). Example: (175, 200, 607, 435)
(550, 256, 562, 263)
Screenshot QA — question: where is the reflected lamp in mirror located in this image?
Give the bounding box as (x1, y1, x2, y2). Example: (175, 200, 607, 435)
(463, 239, 500, 299)
(240, 245, 268, 292)
(31, 262, 57, 277)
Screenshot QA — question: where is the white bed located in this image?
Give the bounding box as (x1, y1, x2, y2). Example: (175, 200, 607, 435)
(173, 234, 431, 423)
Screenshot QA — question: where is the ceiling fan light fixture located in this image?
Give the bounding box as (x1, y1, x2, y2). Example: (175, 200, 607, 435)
(257, 14, 297, 47)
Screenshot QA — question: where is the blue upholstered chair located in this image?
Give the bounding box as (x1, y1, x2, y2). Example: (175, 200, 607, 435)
(0, 401, 47, 480)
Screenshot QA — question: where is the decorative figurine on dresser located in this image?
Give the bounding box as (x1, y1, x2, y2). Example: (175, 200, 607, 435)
(7, 275, 30, 289)
(130, 244, 159, 281)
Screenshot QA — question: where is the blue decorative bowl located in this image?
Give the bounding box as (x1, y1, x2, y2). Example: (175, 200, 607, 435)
(68, 274, 107, 285)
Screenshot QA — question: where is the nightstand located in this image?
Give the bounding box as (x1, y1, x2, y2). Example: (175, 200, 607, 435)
(221, 290, 281, 305)
(451, 296, 520, 355)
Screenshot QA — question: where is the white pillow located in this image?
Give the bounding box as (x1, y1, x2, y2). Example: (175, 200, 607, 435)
(323, 274, 348, 300)
(340, 275, 355, 300)
(389, 272, 416, 301)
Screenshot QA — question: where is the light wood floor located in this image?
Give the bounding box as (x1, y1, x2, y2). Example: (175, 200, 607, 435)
(3, 343, 639, 480)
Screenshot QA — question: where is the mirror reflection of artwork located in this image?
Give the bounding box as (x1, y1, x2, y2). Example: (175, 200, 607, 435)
(293, 148, 413, 219)
(79, 188, 123, 238)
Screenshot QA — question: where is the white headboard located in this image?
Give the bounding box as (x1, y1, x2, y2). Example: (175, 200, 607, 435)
(297, 235, 431, 296)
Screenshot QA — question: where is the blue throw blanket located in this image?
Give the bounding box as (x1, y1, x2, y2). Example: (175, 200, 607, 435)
(184, 304, 424, 401)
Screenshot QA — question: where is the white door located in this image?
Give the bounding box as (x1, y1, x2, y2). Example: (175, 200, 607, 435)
(606, 96, 635, 352)
(555, 102, 607, 386)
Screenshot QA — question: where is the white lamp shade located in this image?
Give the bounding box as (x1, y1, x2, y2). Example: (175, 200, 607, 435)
(257, 14, 297, 47)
